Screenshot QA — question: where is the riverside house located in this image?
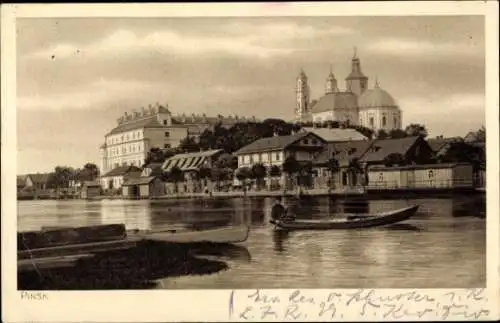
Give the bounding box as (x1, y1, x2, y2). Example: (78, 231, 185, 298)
(161, 149, 224, 194)
(234, 131, 327, 190)
(100, 165, 142, 191)
(367, 163, 474, 191)
(312, 136, 435, 189)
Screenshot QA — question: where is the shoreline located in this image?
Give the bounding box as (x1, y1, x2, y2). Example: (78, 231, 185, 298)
(17, 186, 485, 201)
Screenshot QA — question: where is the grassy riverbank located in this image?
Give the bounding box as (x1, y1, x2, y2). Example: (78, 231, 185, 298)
(18, 241, 239, 290)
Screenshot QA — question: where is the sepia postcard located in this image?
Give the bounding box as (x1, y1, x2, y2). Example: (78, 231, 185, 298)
(1, 2, 499, 322)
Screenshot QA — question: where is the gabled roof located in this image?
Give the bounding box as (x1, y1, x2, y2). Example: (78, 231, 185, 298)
(314, 140, 373, 166)
(234, 132, 324, 155)
(162, 149, 223, 172)
(360, 136, 423, 163)
(27, 173, 51, 184)
(101, 165, 141, 177)
(303, 127, 367, 142)
(17, 175, 27, 186)
(426, 137, 463, 152)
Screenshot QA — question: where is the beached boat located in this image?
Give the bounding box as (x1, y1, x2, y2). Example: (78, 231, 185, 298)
(132, 225, 250, 244)
(270, 205, 419, 230)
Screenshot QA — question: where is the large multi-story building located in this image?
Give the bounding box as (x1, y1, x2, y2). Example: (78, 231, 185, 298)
(99, 103, 258, 175)
(295, 50, 403, 133)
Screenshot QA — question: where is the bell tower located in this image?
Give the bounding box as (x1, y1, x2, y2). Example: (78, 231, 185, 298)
(345, 47, 368, 96)
(325, 65, 339, 94)
(295, 69, 310, 122)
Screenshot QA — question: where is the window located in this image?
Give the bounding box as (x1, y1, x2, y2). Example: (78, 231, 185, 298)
(428, 170, 434, 178)
(303, 139, 309, 144)
(163, 120, 167, 125)
(164, 144, 171, 149)
(369, 117, 374, 126)
(250, 155, 254, 163)
(275, 153, 280, 161)
(165, 131, 170, 137)
(311, 139, 317, 145)
(394, 116, 398, 128)
(382, 116, 387, 127)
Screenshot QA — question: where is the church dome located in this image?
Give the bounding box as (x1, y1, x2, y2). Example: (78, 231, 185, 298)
(358, 82, 397, 108)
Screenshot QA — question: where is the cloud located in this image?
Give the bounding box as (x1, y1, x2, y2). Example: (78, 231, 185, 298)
(25, 22, 353, 61)
(17, 79, 156, 110)
(366, 37, 483, 58)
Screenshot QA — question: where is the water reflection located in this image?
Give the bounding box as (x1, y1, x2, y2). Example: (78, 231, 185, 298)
(17, 194, 486, 288)
(272, 229, 290, 253)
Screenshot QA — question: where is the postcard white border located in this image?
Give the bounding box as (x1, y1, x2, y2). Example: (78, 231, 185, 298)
(2, 2, 499, 322)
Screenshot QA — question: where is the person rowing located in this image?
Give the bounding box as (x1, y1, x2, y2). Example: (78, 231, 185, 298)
(271, 197, 296, 223)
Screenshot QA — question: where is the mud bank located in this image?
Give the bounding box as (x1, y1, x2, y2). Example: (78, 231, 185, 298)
(18, 241, 237, 290)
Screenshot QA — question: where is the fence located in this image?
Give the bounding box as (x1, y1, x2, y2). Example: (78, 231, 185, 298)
(365, 178, 475, 190)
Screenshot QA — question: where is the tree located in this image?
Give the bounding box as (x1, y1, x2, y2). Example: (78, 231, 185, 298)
(179, 136, 200, 153)
(376, 129, 389, 140)
(350, 125, 374, 140)
(282, 156, 300, 190)
(250, 163, 267, 190)
(77, 163, 100, 182)
(235, 167, 251, 190)
(166, 166, 183, 193)
(47, 166, 75, 189)
(439, 142, 485, 171)
(405, 123, 428, 138)
(269, 165, 282, 177)
(388, 129, 407, 139)
(144, 147, 166, 165)
(475, 126, 486, 142)
(327, 157, 340, 189)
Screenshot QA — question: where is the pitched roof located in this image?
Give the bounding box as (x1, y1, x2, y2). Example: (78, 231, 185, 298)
(106, 116, 171, 136)
(309, 92, 358, 113)
(303, 127, 368, 142)
(360, 136, 422, 163)
(83, 181, 100, 187)
(122, 176, 156, 186)
(101, 165, 141, 177)
(234, 132, 316, 155)
(162, 149, 223, 172)
(27, 173, 51, 184)
(17, 175, 27, 186)
(314, 140, 373, 166)
(426, 137, 463, 152)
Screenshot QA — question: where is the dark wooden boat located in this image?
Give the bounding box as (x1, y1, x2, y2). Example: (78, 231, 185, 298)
(270, 205, 419, 230)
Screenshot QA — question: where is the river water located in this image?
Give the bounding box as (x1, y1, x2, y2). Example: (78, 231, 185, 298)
(17, 194, 486, 288)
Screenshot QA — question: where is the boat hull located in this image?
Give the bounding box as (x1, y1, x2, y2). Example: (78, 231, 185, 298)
(134, 225, 250, 244)
(270, 205, 419, 231)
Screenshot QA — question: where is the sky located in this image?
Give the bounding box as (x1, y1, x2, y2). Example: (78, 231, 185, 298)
(16, 16, 485, 174)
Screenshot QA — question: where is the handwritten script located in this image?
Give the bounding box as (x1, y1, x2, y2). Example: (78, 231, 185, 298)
(229, 288, 490, 321)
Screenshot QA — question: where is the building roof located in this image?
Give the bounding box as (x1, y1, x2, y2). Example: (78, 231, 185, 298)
(83, 181, 101, 187)
(106, 116, 166, 136)
(17, 175, 27, 187)
(101, 165, 141, 177)
(122, 176, 156, 186)
(358, 84, 397, 108)
(27, 173, 51, 184)
(234, 132, 316, 155)
(309, 92, 358, 113)
(360, 136, 422, 163)
(426, 137, 463, 152)
(162, 149, 223, 172)
(303, 127, 368, 142)
(314, 140, 373, 166)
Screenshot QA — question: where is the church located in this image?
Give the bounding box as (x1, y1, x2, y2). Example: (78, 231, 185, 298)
(295, 50, 403, 133)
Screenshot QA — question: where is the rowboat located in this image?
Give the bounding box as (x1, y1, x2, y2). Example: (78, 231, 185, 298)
(270, 205, 419, 231)
(132, 225, 250, 244)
